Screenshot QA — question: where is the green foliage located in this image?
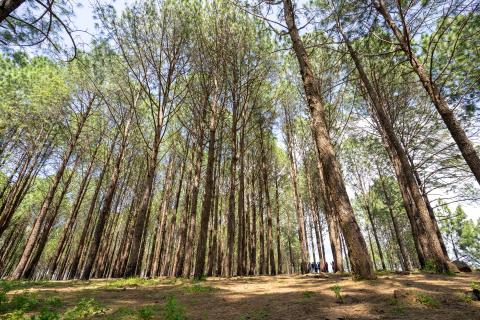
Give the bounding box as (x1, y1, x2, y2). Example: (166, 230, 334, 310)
(30, 309, 60, 320)
(163, 297, 186, 320)
(302, 291, 315, 298)
(471, 281, 480, 291)
(422, 260, 437, 273)
(415, 293, 440, 308)
(330, 284, 344, 303)
(184, 284, 215, 294)
(137, 306, 155, 319)
(63, 298, 106, 320)
(438, 203, 480, 266)
(0, 280, 63, 319)
(104, 277, 160, 289)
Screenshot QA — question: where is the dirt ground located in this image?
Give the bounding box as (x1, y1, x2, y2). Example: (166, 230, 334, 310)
(4, 272, 480, 319)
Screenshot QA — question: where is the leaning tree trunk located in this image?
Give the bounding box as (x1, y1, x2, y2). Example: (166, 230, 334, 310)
(10, 104, 91, 279)
(80, 122, 130, 280)
(283, 0, 375, 279)
(282, 106, 309, 274)
(340, 26, 456, 273)
(373, 0, 480, 186)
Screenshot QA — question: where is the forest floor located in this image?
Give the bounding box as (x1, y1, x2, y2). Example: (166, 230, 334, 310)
(1, 272, 479, 320)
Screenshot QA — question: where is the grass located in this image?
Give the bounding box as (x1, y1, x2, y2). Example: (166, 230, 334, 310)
(184, 284, 216, 294)
(302, 291, 315, 298)
(163, 296, 186, 320)
(63, 298, 107, 319)
(415, 292, 440, 308)
(103, 277, 161, 289)
(137, 306, 155, 320)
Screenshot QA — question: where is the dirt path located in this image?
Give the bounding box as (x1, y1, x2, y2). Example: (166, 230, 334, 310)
(3, 272, 480, 319)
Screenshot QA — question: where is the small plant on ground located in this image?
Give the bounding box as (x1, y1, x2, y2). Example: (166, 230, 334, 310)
(163, 296, 186, 320)
(104, 277, 159, 289)
(63, 298, 106, 320)
(422, 260, 437, 273)
(30, 308, 60, 320)
(415, 292, 439, 308)
(471, 281, 479, 291)
(390, 306, 405, 316)
(138, 306, 155, 319)
(185, 284, 215, 294)
(302, 291, 315, 298)
(330, 284, 344, 304)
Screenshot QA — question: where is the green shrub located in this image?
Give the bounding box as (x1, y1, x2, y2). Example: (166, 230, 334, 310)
(63, 298, 106, 320)
(9, 294, 40, 311)
(163, 297, 186, 320)
(471, 281, 479, 291)
(416, 292, 439, 308)
(330, 284, 344, 303)
(185, 284, 215, 294)
(30, 309, 60, 320)
(138, 306, 155, 319)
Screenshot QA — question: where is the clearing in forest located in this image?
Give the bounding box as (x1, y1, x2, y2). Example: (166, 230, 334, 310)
(1, 272, 479, 320)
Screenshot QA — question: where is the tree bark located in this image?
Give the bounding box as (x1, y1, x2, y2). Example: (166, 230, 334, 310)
(0, 0, 25, 23)
(373, 0, 480, 186)
(339, 25, 456, 273)
(283, 0, 375, 279)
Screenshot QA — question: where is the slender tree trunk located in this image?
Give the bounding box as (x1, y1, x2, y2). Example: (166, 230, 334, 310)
(274, 176, 282, 274)
(10, 104, 91, 279)
(259, 124, 276, 275)
(226, 104, 238, 277)
(374, 0, 480, 186)
(340, 26, 455, 272)
(173, 146, 195, 277)
(282, 106, 309, 274)
(236, 122, 246, 276)
(182, 136, 204, 278)
(248, 172, 257, 276)
(81, 122, 130, 280)
(283, 0, 375, 279)
(194, 105, 217, 279)
(376, 165, 412, 271)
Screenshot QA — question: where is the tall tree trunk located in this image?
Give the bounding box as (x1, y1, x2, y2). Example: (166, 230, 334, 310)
(339, 26, 456, 273)
(274, 175, 282, 274)
(283, 0, 375, 279)
(226, 102, 238, 277)
(194, 105, 217, 279)
(124, 137, 159, 277)
(236, 122, 246, 276)
(173, 146, 195, 277)
(259, 123, 276, 275)
(48, 140, 99, 278)
(81, 122, 130, 280)
(10, 104, 91, 279)
(182, 136, 204, 278)
(282, 106, 309, 274)
(376, 165, 412, 271)
(373, 0, 480, 186)
(23, 158, 80, 279)
(68, 147, 113, 279)
(248, 172, 257, 276)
